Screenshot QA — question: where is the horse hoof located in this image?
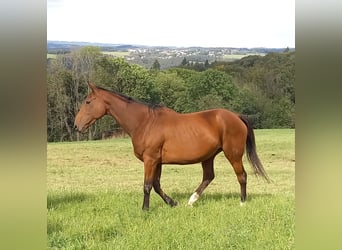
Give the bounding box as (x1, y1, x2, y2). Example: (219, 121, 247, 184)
(171, 201, 178, 207)
(240, 201, 246, 207)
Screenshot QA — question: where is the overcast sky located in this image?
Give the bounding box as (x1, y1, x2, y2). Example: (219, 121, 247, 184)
(47, 0, 295, 48)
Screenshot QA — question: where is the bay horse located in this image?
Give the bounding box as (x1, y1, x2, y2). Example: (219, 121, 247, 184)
(74, 83, 269, 210)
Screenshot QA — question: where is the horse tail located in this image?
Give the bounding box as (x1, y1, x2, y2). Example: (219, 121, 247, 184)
(239, 115, 270, 182)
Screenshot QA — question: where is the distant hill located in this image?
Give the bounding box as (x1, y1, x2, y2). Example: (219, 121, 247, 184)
(47, 40, 294, 53)
(47, 40, 144, 52)
(47, 40, 295, 69)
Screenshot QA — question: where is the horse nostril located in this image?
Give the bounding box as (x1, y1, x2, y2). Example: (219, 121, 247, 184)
(74, 124, 78, 131)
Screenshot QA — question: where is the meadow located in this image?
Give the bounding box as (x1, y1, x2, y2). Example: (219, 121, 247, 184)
(47, 129, 295, 249)
(222, 53, 266, 61)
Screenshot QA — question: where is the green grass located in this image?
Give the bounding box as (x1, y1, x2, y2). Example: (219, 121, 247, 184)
(47, 54, 57, 59)
(222, 53, 266, 61)
(101, 51, 131, 57)
(47, 129, 295, 249)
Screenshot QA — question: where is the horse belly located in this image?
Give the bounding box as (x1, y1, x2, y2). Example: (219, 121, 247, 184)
(161, 137, 219, 164)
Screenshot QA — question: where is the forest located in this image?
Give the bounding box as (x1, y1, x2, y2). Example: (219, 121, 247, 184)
(47, 46, 295, 142)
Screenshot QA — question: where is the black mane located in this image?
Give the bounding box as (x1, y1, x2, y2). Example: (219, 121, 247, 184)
(97, 86, 163, 109)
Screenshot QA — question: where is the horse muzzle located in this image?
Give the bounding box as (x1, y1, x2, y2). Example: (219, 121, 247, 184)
(74, 118, 95, 133)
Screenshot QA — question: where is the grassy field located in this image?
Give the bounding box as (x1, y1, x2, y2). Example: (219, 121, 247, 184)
(47, 54, 57, 59)
(47, 129, 295, 249)
(101, 51, 131, 57)
(47, 51, 130, 60)
(222, 53, 266, 61)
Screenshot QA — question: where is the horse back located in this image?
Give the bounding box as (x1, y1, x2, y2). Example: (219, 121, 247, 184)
(149, 108, 246, 142)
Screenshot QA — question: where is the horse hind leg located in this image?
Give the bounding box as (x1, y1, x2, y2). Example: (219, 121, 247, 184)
(188, 157, 215, 206)
(235, 161, 247, 205)
(222, 139, 247, 205)
(227, 157, 247, 205)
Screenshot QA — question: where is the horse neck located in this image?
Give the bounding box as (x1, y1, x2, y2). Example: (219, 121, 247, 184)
(102, 91, 150, 137)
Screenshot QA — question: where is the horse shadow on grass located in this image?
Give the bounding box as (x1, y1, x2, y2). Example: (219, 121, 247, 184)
(47, 192, 94, 210)
(168, 192, 273, 206)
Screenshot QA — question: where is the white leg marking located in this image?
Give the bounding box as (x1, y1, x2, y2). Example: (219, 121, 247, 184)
(188, 192, 200, 206)
(240, 201, 246, 207)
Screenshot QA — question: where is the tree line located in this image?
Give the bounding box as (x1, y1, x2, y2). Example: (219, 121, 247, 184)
(47, 46, 295, 142)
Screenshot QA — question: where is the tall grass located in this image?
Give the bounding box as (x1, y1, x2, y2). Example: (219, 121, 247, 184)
(47, 129, 295, 249)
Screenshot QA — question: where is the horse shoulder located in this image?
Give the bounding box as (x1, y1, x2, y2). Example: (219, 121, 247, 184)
(131, 108, 173, 161)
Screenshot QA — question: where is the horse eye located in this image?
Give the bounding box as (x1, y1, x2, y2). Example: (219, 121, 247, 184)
(85, 100, 91, 104)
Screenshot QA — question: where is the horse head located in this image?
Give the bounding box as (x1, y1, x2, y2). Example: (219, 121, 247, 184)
(74, 83, 107, 133)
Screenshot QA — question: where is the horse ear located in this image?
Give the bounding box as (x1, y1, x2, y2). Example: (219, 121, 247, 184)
(88, 83, 97, 93)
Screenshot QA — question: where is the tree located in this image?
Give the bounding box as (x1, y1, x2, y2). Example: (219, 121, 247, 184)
(210, 51, 295, 128)
(165, 68, 238, 113)
(153, 71, 186, 111)
(47, 56, 75, 141)
(96, 56, 161, 103)
(151, 59, 161, 71)
(204, 59, 209, 68)
(181, 57, 188, 66)
(166, 68, 199, 112)
(232, 87, 267, 128)
(47, 47, 102, 141)
(69, 46, 102, 140)
(188, 69, 238, 111)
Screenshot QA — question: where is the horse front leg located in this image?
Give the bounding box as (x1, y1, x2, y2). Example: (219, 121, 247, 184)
(142, 157, 160, 210)
(142, 163, 154, 210)
(142, 183, 152, 210)
(153, 164, 178, 207)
